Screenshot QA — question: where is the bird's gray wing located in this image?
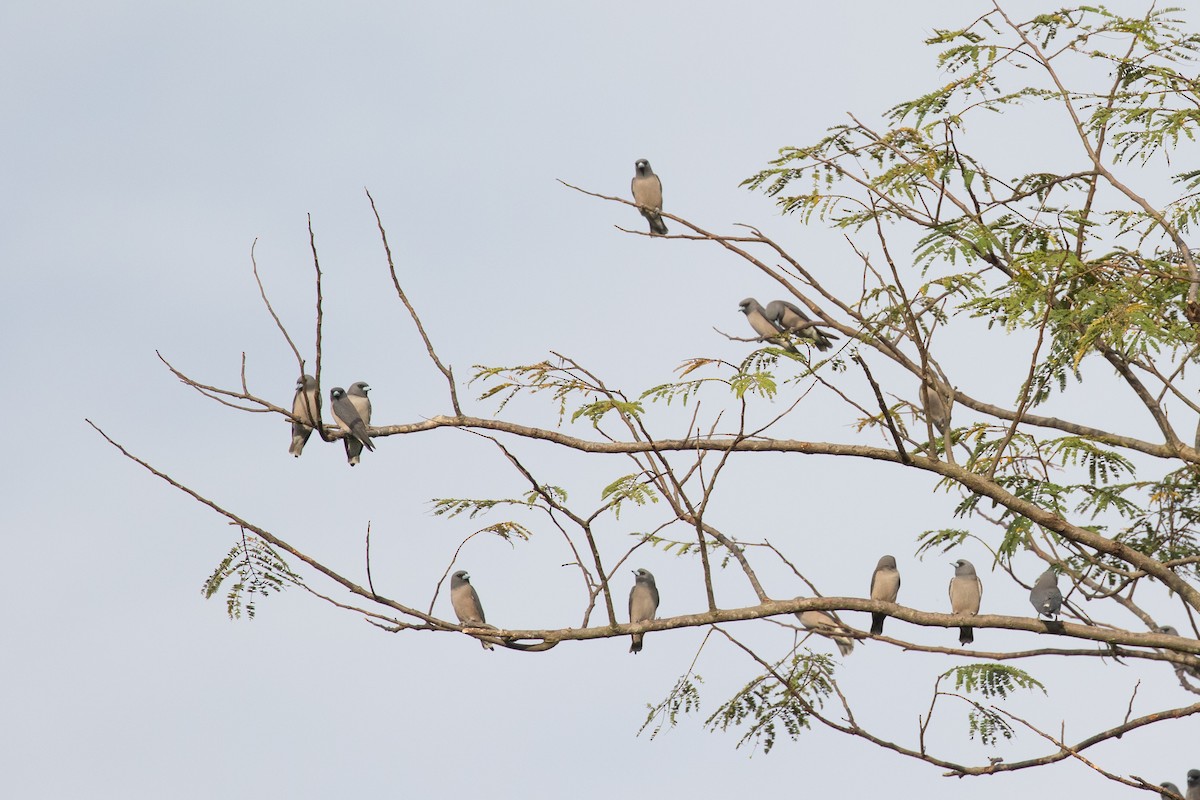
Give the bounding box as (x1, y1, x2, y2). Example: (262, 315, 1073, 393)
(451, 582, 494, 650)
(332, 395, 375, 451)
(344, 391, 372, 465)
(765, 299, 836, 349)
(469, 585, 486, 624)
(289, 382, 320, 456)
(766, 300, 810, 326)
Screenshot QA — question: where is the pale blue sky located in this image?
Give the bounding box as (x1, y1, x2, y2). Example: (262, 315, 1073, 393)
(3, 1, 1195, 797)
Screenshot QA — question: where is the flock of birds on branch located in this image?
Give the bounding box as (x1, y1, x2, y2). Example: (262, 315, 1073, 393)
(276, 161, 1196, 794)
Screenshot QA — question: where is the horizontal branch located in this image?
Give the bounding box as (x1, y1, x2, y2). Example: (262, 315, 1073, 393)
(372, 415, 1200, 611)
(447, 596, 1200, 656)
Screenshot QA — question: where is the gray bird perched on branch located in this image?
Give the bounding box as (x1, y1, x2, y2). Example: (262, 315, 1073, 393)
(869, 555, 901, 635)
(1161, 782, 1182, 797)
(795, 605, 856, 656)
(450, 570, 494, 651)
(949, 559, 983, 645)
(330, 386, 375, 460)
(1029, 568, 1062, 620)
(628, 568, 660, 654)
(764, 299, 836, 351)
(288, 374, 320, 457)
(631, 159, 667, 236)
(919, 379, 952, 435)
(343, 381, 372, 466)
(738, 297, 799, 354)
(1187, 769, 1200, 800)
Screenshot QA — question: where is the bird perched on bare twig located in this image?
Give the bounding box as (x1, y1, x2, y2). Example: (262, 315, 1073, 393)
(343, 381, 372, 466)
(288, 375, 320, 457)
(631, 159, 667, 236)
(330, 386, 375, 463)
(451, 570, 495, 651)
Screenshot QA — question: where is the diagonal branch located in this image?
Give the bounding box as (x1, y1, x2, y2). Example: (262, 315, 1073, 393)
(366, 188, 463, 415)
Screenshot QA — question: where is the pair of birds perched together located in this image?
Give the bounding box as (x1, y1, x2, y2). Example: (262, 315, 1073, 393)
(1160, 769, 1200, 799)
(794, 554, 905, 657)
(288, 376, 376, 466)
(630, 161, 840, 356)
(450, 568, 661, 654)
(737, 297, 838, 354)
(800, 558, 1065, 656)
(947, 560, 1066, 647)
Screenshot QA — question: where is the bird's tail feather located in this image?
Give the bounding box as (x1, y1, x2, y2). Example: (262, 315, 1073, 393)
(870, 612, 885, 636)
(290, 425, 312, 457)
(647, 213, 668, 236)
(959, 626, 974, 645)
(346, 438, 363, 466)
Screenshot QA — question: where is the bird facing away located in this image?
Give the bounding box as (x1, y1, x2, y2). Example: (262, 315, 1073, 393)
(1188, 769, 1200, 800)
(330, 386, 375, 458)
(869, 555, 901, 636)
(288, 374, 320, 457)
(919, 379, 952, 436)
(631, 159, 667, 236)
(737, 297, 799, 354)
(343, 381, 372, 466)
(1161, 783, 1181, 798)
(764, 299, 837, 351)
(948, 559, 983, 645)
(450, 570, 494, 651)
(795, 605, 855, 657)
(1029, 568, 1063, 620)
(628, 568, 660, 654)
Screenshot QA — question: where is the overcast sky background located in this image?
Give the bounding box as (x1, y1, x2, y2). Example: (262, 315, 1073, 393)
(4, 1, 1197, 796)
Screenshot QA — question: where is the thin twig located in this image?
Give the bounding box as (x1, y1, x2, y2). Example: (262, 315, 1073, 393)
(853, 352, 911, 465)
(366, 188, 463, 415)
(249, 238, 305, 373)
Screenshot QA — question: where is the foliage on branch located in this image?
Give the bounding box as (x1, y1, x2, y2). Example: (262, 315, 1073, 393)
(101, 2, 1200, 793)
